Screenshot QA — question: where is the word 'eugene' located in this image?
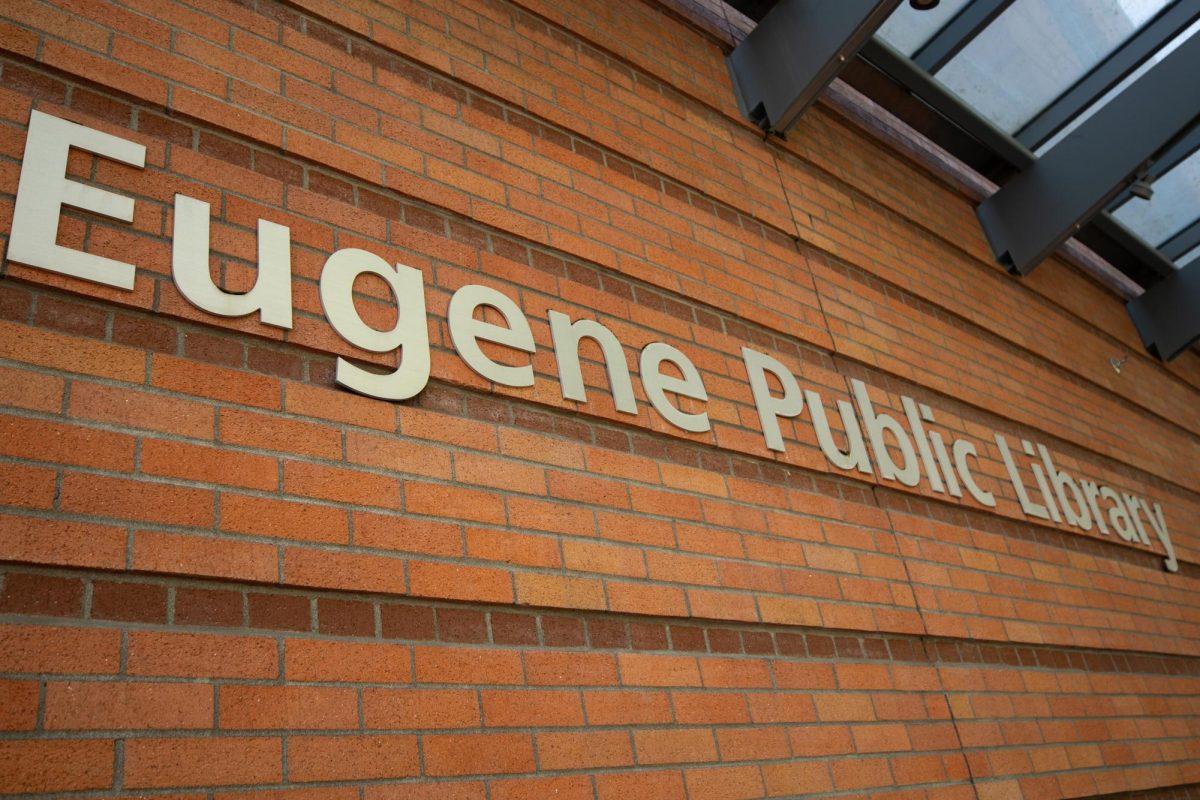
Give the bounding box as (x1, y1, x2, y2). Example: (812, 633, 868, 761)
(7, 111, 1179, 572)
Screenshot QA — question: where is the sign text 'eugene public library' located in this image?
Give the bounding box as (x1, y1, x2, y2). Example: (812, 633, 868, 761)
(7, 111, 1180, 572)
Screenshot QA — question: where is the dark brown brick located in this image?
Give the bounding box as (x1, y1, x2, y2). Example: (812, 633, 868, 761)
(198, 132, 252, 168)
(776, 633, 806, 657)
(490, 612, 538, 646)
(318, 598, 375, 637)
(91, 581, 167, 623)
(138, 112, 194, 147)
(174, 587, 243, 627)
(541, 615, 585, 647)
(358, 188, 402, 220)
(34, 297, 107, 339)
(0, 573, 83, 617)
(805, 634, 835, 658)
(0, 284, 32, 323)
(308, 171, 354, 204)
(183, 331, 244, 368)
(707, 628, 741, 654)
(380, 604, 435, 640)
(1, 63, 67, 103)
(669, 625, 707, 652)
(437, 608, 487, 643)
(70, 88, 131, 125)
(834, 637, 863, 660)
(587, 619, 628, 649)
(248, 592, 311, 631)
(629, 622, 667, 651)
(253, 151, 304, 185)
(247, 346, 303, 380)
(112, 313, 177, 352)
(741, 632, 774, 655)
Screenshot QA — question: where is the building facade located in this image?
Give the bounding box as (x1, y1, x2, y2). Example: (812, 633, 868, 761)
(0, 0, 1198, 798)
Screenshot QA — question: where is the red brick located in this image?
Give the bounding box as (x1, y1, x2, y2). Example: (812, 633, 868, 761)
(0, 624, 119, 675)
(0, 680, 39, 731)
(482, 689, 584, 727)
(0, 739, 114, 793)
(583, 689, 673, 725)
(596, 770, 687, 800)
(0, 415, 135, 471)
(423, 733, 535, 776)
(536, 730, 633, 770)
(0, 320, 144, 381)
(285, 639, 411, 683)
(61, 473, 214, 528)
(131, 530, 277, 583)
(45, 681, 213, 730)
(220, 494, 349, 544)
(288, 735, 420, 782)
(413, 644, 524, 685)
(0, 572, 82, 617)
(222, 410, 343, 460)
(363, 688, 480, 729)
(634, 727, 719, 765)
(70, 381, 214, 439)
(124, 737, 282, 788)
(0, 514, 125, 570)
(284, 461, 400, 508)
(491, 776, 594, 800)
(220, 685, 358, 730)
(127, 631, 277, 679)
(141, 438, 278, 490)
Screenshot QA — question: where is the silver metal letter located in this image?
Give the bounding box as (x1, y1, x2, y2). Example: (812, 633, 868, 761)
(851, 379, 919, 487)
(803, 389, 871, 474)
(639, 342, 710, 433)
(549, 311, 637, 415)
(171, 194, 293, 329)
(319, 248, 430, 400)
(954, 439, 996, 508)
(448, 284, 535, 387)
(9, 110, 146, 289)
(743, 347, 803, 453)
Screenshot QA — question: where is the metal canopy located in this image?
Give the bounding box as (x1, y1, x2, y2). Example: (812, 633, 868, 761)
(727, 0, 1200, 360)
(1162, 218, 1200, 262)
(1128, 263, 1200, 359)
(911, 0, 1016, 73)
(1015, 0, 1200, 150)
(975, 31, 1200, 276)
(858, 38, 1034, 171)
(727, 0, 901, 135)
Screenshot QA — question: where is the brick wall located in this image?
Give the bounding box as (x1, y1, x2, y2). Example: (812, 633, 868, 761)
(0, 0, 1197, 797)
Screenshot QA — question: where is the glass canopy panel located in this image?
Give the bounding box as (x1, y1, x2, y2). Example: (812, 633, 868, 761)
(1035, 16, 1200, 155)
(933, 0, 1171, 132)
(876, 0, 972, 56)
(1111, 149, 1200, 248)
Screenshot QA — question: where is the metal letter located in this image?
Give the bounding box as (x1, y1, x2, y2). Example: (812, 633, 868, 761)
(319, 248, 430, 400)
(639, 342, 710, 433)
(172, 194, 293, 329)
(448, 284, 535, 387)
(743, 347, 804, 453)
(9, 110, 146, 289)
(549, 311, 637, 415)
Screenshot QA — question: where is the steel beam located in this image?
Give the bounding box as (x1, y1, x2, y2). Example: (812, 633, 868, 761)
(975, 32, 1200, 276)
(728, 0, 901, 135)
(1161, 216, 1200, 262)
(859, 38, 1035, 170)
(1016, 0, 1200, 151)
(912, 0, 1016, 74)
(1128, 262, 1200, 360)
(1108, 125, 1200, 209)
